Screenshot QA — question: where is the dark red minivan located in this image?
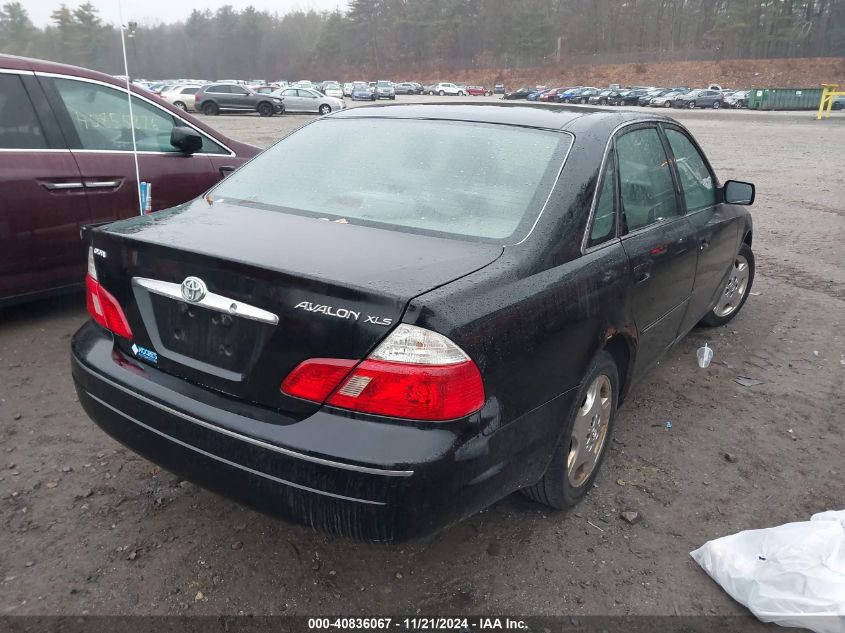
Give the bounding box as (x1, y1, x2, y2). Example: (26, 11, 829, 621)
(0, 55, 259, 305)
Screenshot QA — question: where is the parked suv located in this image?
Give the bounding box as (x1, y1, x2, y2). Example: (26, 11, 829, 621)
(427, 83, 465, 96)
(195, 83, 285, 116)
(374, 80, 396, 100)
(0, 55, 258, 305)
(674, 89, 724, 109)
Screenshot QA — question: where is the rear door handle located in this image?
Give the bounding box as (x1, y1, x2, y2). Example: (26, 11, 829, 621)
(84, 180, 121, 189)
(633, 263, 652, 285)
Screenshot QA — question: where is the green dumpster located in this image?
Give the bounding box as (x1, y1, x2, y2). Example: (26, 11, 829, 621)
(747, 88, 823, 110)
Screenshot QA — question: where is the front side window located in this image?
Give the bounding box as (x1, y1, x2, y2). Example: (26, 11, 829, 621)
(208, 85, 231, 94)
(0, 74, 47, 149)
(616, 127, 679, 231)
(53, 78, 226, 154)
(211, 118, 572, 243)
(665, 129, 716, 212)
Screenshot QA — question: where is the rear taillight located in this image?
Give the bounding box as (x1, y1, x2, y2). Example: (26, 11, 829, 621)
(281, 324, 485, 421)
(85, 247, 133, 340)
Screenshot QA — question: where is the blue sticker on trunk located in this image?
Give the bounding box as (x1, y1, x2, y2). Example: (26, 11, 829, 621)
(131, 343, 158, 365)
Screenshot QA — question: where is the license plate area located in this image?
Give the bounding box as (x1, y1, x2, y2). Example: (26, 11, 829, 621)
(149, 294, 273, 374)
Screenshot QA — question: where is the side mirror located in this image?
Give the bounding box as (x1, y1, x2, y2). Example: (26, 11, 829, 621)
(170, 126, 203, 154)
(723, 180, 755, 205)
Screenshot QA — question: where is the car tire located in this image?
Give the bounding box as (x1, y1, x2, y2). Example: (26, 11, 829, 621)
(439, 90, 445, 96)
(698, 243, 755, 328)
(319, 104, 331, 115)
(580, 97, 587, 104)
(458, 91, 465, 96)
(428, 91, 434, 95)
(202, 102, 219, 116)
(688, 101, 696, 109)
(522, 351, 619, 510)
(258, 102, 274, 117)
(174, 101, 187, 111)
(713, 101, 721, 109)
(664, 101, 672, 108)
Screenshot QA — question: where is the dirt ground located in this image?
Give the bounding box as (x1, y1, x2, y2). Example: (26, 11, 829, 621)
(1, 97, 844, 620)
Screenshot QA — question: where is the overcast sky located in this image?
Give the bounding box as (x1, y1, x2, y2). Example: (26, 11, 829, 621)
(25, 0, 349, 27)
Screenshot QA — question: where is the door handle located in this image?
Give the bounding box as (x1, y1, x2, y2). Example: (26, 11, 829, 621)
(633, 263, 652, 285)
(700, 239, 711, 251)
(42, 181, 84, 190)
(84, 180, 121, 188)
(219, 166, 235, 177)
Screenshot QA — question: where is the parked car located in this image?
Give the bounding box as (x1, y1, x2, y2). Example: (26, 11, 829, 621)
(610, 89, 650, 106)
(427, 82, 465, 96)
(294, 80, 315, 90)
(724, 90, 749, 108)
(342, 82, 354, 97)
(251, 85, 277, 95)
(538, 87, 563, 102)
(526, 89, 545, 101)
(503, 86, 533, 100)
(373, 80, 396, 100)
(493, 84, 505, 94)
(588, 89, 614, 106)
(162, 84, 204, 111)
(0, 55, 258, 305)
(466, 86, 491, 96)
(322, 82, 344, 99)
(556, 87, 584, 103)
(832, 95, 845, 110)
(195, 84, 284, 117)
(273, 87, 345, 114)
(674, 89, 724, 109)
(572, 88, 601, 104)
(394, 82, 421, 95)
(351, 82, 376, 101)
(649, 90, 687, 108)
(72, 104, 755, 542)
(637, 88, 671, 106)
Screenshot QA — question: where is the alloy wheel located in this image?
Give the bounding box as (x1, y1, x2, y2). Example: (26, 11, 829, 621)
(567, 374, 612, 488)
(713, 255, 750, 317)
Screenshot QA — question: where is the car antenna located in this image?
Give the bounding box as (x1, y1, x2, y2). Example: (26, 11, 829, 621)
(118, 1, 144, 216)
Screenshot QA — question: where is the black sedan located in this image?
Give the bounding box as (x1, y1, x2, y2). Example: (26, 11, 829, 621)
(72, 104, 756, 542)
(502, 86, 533, 100)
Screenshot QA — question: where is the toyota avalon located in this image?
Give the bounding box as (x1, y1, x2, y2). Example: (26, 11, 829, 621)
(72, 104, 756, 542)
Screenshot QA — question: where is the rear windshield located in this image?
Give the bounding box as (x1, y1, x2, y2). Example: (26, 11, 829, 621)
(211, 118, 572, 243)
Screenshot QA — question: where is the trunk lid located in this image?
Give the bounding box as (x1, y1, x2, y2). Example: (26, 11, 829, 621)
(92, 201, 502, 415)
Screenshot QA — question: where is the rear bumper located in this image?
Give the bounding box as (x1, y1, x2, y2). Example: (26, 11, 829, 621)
(71, 321, 572, 542)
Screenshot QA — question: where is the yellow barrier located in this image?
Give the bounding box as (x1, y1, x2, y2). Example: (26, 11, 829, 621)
(817, 84, 845, 119)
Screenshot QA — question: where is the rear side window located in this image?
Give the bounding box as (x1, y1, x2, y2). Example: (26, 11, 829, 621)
(616, 127, 679, 231)
(208, 85, 231, 94)
(53, 78, 227, 155)
(0, 75, 48, 149)
(212, 118, 572, 243)
(665, 129, 716, 212)
(589, 152, 617, 247)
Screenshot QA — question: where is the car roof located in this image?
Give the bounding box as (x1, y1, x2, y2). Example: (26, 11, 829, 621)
(329, 102, 672, 133)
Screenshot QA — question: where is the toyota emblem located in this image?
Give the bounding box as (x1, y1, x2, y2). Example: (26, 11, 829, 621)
(180, 276, 207, 303)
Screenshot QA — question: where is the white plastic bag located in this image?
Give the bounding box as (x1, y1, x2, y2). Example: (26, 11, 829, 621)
(691, 510, 845, 633)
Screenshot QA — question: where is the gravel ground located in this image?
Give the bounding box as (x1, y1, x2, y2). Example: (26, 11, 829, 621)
(1, 96, 844, 618)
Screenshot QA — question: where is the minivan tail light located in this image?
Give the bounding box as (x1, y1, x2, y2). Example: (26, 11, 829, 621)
(85, 248, 133, 340)
(280, 325, 485, 422)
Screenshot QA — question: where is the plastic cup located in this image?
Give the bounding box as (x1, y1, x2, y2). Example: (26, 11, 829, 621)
(697, 344, 714, 369)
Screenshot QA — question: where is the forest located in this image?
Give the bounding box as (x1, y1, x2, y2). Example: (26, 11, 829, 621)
(0, 0, 843, 80)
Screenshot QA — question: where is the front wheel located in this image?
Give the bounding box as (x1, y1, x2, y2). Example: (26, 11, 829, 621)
(688, 101, 696, 109)
(438, 90, 445, 96)
(522, 351, 618, 509)
(202, 102, 219, 116)
(174, 101, 187, 111)
(699, 244, 755, 327)
(319, 104, 331, 115)
(258, 102, 273, 117)
(713, 101, 721, 109)
(458, 91, 465, 96)
(664, 101, 672, 108)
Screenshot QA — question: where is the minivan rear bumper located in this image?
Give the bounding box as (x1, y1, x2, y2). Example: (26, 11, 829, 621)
(71, 321, 571, 542)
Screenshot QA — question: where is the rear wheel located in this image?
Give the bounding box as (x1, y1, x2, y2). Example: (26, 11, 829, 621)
(439, 90, 445, 96)
(202, 102, 219, 116)
(699, 244, 755, 327)
(458, 91, 465, 96)
(319, 104, 331, 115)
(688, 101, 696, 109)
(522, 351, 618, 509)
(713, 101, 721, 109)
(174, 101, 187, 111)
(664, 100, 672, 108)
(258, 102, 273, 117)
